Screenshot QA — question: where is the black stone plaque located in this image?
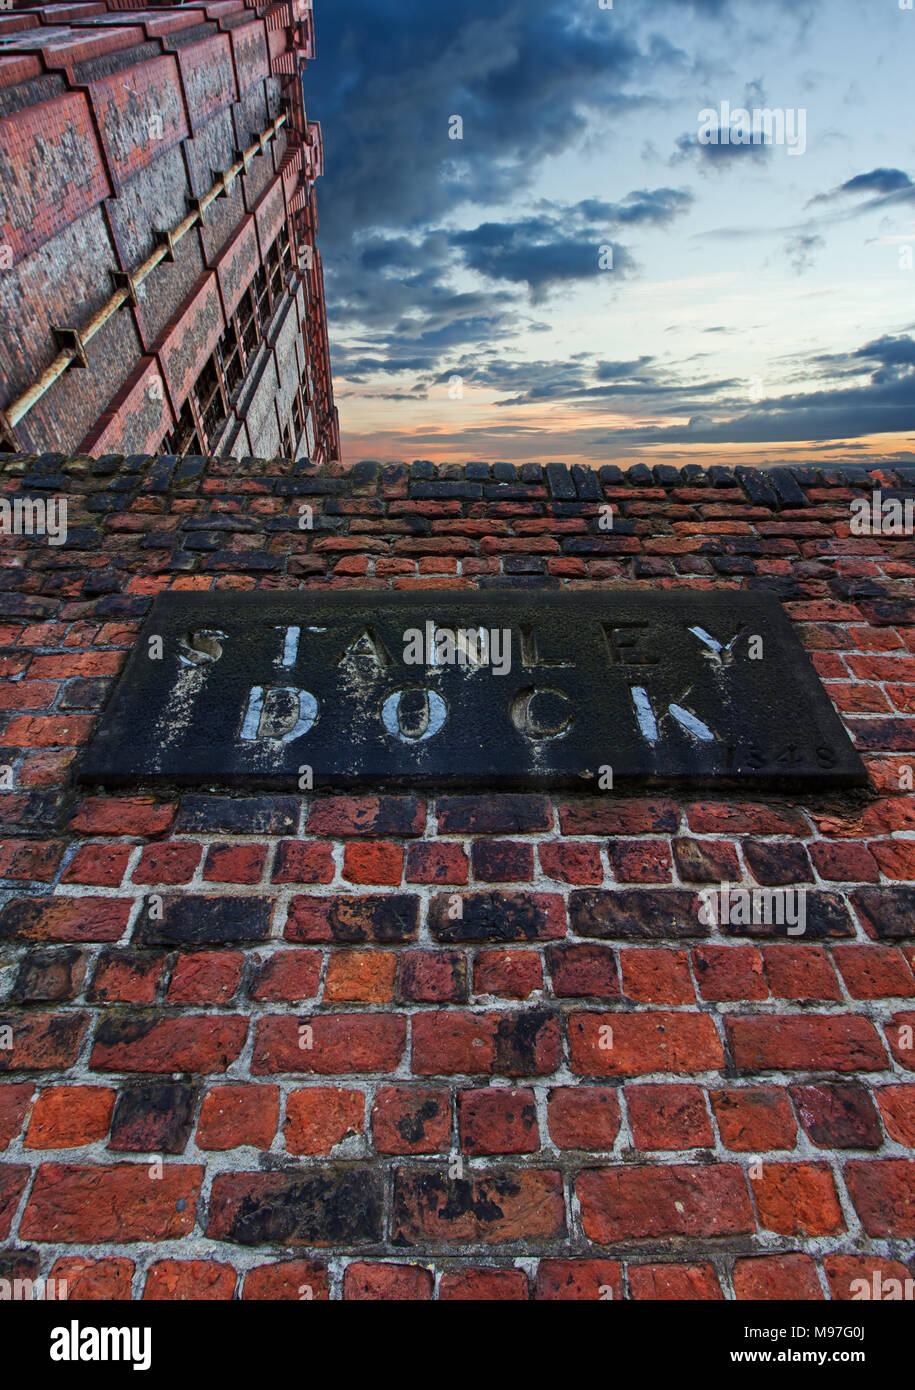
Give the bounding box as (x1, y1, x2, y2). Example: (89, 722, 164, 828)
(79, 590, 867, 789)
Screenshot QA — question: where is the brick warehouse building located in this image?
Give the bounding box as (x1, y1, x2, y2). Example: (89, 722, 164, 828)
(0, 0, 340, 463)
(0, 450, 913, 1302)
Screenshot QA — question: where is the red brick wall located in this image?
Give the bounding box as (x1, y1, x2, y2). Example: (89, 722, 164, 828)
(0, 453, 913, 1301)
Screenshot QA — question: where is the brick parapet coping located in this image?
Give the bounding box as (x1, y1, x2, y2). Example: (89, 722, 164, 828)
(0, 453, 913, 1301)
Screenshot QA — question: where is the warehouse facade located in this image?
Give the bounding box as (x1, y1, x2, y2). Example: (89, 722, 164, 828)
(0, 0, 340, 462)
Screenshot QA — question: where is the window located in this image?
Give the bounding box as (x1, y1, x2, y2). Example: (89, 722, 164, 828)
(267, 236, 283, 303)
(280, 224, 292, 278)
(191, 352, 227, 446)
(253, 264, 271, 332)
(216, 321, 244, 401)
(161, 398, 200, 459)
(238, 286, 259, 358)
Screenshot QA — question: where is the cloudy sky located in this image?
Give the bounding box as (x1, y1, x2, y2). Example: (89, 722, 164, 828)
(305, 0, 915, 469)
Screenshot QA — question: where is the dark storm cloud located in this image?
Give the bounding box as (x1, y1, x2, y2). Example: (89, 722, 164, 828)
(307, 0, 650, 243)
(449, 220, 635, 297)
(614, 333, 915, 445)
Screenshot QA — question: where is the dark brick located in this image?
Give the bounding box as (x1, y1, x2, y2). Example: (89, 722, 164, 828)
(672, 838, 740, 882)
(207, 1169, 384, 1245)
(546, 943, 619, 997)
(852, 887, 915, 941)
(429, 892, 564, 943)
(12, 949, 85, 1005)
(436, 796, 552, 834)
(720, 890, 854, 941)
(790, 1084, 882, 1150)
(743, 841, 813, 885)
(470, 841, 534, 881)
(391, 1166, 564, 1244)
(285, 894, 419, 943)
(109, 1084, 198, 1154)
(569, 889, 701, 939)
(134, 896, 272, 946)
(175, 796, 299, 834)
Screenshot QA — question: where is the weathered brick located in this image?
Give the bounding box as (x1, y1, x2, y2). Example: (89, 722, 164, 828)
(392, 1167, 564, 1245)
(538, 841, 603, 884)
(109, 1083, 197, 1154)
(203, 843, 267, 884)
(710, 1088, 797, 1152)
(307, 795, 425, 836)
(248, 951, 322, 1002)
(343, 840, 404, 885)
(473, 949, 542, 999)
(732, 1255, 824, 1300)
(546, 943, 619, 998)
(0, 1083, 33, 1149)
(559, 798, 678, 835)
(207, 1169, 384, 1246)
(285, 894, 419, 943)
(844, 1160, 915, 1236)
(196, 1084, 280, 1151)
(397, 949, 468, 1003)
(324, 950, 397, 1003)
(166, 951, 243, 1005)
(458, 1087, 538, 1155)
(20, 1164, 202, 1242)
(853, 886, 915, 941)
(823, 1253, 915, 1301)
(405, 842, 469, 884)
(436, 795, 552, 834)
(412, 1009, 560, 1076)
(753, 1162, 845, 1236)
(271, 840, 335, 883)
(47, 1256, 134, 1301)
(628, 1262, 723, 1300)
(0, 1013, 88, 1072)
(242, 1260, 330, 1301)
(89, 950, 164, 1003)
(252, 1015, 406, 1075)
(143, 1260, 236, 1301)
(439, 1268, 529, 1300)
(576, 1165, 753, 1241)
(12, 947, 86, 1004)
(90, 1015, 247, 1074)
(875, 1084, 915, 1145)
(135, 895, 272, 946)
(284, 1087, 365, 1156)
(69, 798, 175, 837)
(727, 1014, 887, 1072)
(429, 891, 564, 943)
(569, 1011, 723, 1077)
(343, 1262, 434, 1300)
(25, 1085, 114, 1150)
(0, 897, 131, 944)
(625, 1084, 713, 1150)
(569, 889, 700, 939)
(790, 1083, 882, 1149)
(619, 947, 694, 1003)
(534, 1259, 622, 1301)
(547, 1086, 620, 1150)
(371, 1086, 451, 1155)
